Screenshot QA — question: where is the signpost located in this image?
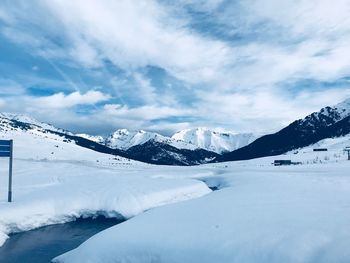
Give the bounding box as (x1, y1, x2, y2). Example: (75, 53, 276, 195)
(0, 140, 13, 202)
(345, 147, 350, 161)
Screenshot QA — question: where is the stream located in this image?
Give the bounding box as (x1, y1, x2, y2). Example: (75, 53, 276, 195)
(0, 216, 124, 263)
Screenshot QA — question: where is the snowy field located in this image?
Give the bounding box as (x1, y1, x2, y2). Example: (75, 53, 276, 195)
(56, 163, 350, 263)
(0, 130, 212, 247)
(1, 132, 350, 262)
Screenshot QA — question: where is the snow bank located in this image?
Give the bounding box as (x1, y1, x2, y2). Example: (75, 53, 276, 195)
(0, 124, 216, 248)
(55, 162, 350, 263)
(0, 159, 211, 247)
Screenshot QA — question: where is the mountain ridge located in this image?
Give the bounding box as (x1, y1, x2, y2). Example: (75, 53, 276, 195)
(2, 97, 349, 165)
(0, 114, 219, 165)
(216, 98, 350, 162)
(105, 129, 199, 151)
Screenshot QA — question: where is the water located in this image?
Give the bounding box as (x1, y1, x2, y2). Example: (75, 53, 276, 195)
(0, 216, 124, 263)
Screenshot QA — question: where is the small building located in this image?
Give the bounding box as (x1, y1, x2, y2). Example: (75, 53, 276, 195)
(274, 160, 292, 166)
(313, 148, 328, 152)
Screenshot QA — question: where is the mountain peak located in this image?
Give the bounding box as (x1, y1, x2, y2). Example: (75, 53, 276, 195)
(107, 128, 175, 150)
(172, 128, 257, 154)
(300, 98, 350, 128)
(334, 98, 350, 117)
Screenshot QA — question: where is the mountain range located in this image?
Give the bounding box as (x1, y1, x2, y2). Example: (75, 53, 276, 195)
(217, 98, 350, 162)
(76, 127, 257, 165)
(0, 114, 248, 165)
(1, 98, 349, 165)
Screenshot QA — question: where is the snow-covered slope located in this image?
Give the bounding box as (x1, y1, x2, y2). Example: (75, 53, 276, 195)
(299, 97, 350, 128)
(54, 136, 350, 263)
(172, 128, 257, 154)
(0, 113, 69, 134)
(105, 129, 198, 151)
(238, 133, 350, 166)
(0, 143, 210, 248)
(0, 115, 130, 164)
(334, 97, 350, 117)
(0, 113, 130, 162)
(318, 97, 350, 121)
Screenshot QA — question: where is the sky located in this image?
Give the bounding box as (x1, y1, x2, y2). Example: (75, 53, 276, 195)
(1, 0, 350, 136)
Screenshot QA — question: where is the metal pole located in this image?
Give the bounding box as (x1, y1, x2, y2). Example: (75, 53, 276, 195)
(8, 140, 13, 202)
(348, 150, 350, 161)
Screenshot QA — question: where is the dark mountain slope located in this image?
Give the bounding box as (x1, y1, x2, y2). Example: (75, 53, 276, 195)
(217, 102, 350, 162)
(126, 140, 219, 165)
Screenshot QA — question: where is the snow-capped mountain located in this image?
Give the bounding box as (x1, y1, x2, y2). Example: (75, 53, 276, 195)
(103, 128, 259, 164)
(104, 129, 218, 165)
(299, 98, 350, 127)
(105, 128, 258, 154)
(172, 128, 257, 154)
(218, 98, 350, 162)
(105, 129, 198, 151)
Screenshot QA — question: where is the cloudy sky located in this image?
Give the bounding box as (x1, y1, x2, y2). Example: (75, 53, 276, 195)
(1, 0, 350, 136)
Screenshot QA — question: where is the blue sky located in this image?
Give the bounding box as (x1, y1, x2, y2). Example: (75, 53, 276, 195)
(1, 0, 350, 136)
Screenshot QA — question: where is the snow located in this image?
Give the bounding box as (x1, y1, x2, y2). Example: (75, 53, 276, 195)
(54, 136, 350, 263)
(106, 129, 153, 150)
(0, 127, 125, 163)
(0, 156, 211, 248)
(0, 113, 69, 134)
(172, 127, 258, 153)
(0, 160, 210, 246)
(262, 134, 350, 165)
(0, 122, 212, 246)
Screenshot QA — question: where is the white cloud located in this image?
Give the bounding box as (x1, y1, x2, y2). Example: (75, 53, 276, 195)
(146, 122, 192, 135)
(0, 78, 26, 95)
(30, 91, 110, 109)
(0, 90, 110, 114)
(1, 0, 350, 134)
(3, 0, 350, 89)
(192, 88, 350, 133)
(244, 0, 350, 37)
(0, 98, 5, 108)
(0, 0, 232, 84)
(132, 73, 157, 104)
(103, 104, 190, 121)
